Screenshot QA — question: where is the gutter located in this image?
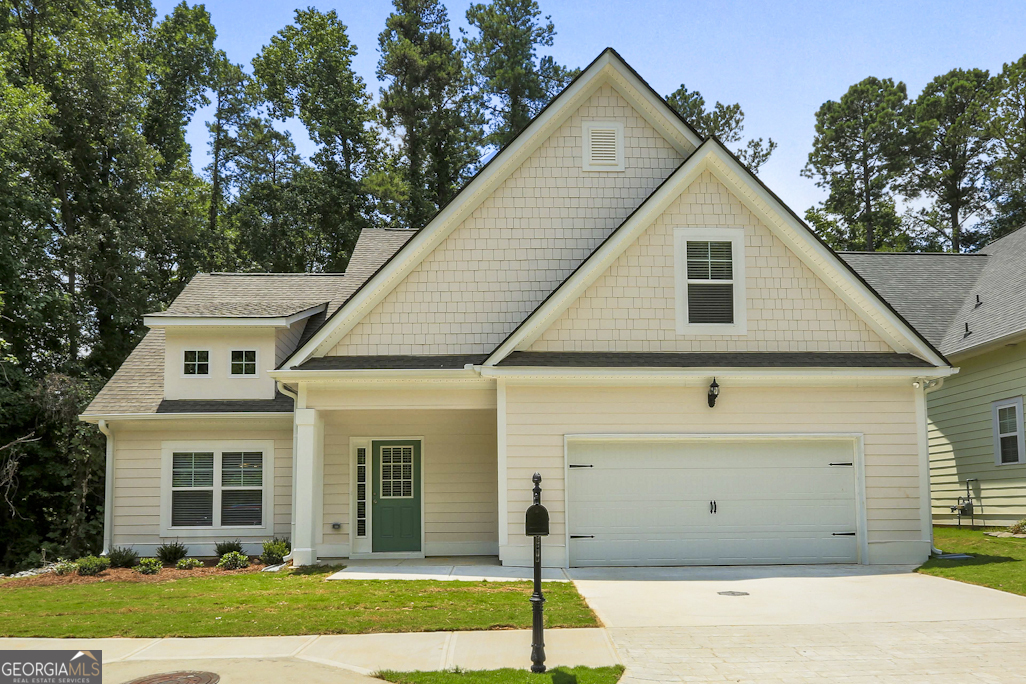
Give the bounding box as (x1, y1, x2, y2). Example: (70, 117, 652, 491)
(476, 365, 959, 381)
(97, 420, 114, 556)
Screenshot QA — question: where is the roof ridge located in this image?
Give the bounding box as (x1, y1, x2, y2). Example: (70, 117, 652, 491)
(207, 272, 347, 276)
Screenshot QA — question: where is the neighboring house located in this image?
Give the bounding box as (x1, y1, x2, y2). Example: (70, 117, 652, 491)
(841, 227, 1026, 527)
(81, 49, 954, 568)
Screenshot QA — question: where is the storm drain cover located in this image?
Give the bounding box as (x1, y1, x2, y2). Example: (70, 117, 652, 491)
(123, 672, 219, 684)
(717, 591, 750, 597)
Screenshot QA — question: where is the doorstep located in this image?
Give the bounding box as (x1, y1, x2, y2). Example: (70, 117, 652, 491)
(0, 629, 619, 675)
(327, 557, 570, 582)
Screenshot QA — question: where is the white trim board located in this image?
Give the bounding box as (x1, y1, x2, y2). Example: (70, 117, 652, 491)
(280, 50, 700, 370)
(144, 304, 326, 329)
(484, 139, 947, 368)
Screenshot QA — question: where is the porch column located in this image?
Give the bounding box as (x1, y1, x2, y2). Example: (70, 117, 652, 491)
(292, 407, 323, 566)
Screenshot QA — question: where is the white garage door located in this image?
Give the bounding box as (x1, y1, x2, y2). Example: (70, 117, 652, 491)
(567, 438, 859, 566)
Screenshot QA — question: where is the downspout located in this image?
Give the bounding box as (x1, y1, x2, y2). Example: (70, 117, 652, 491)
(920, 377, 947, 556)
(97, 420, 115, 556)
(277, 382, 300, 563)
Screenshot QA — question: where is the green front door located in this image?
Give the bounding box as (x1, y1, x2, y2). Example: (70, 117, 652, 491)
(371, 440, 422, 552)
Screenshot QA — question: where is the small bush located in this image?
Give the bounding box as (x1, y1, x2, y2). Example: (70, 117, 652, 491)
(216, 551, 250, 570)
(135, 558, 162, 575)
(260, 537, 291, 565)
(52, 559, 77, 576)
(75, 556, 111, 576)
(176, 557, 203, 570)
(1009, 519, 1026, 534)
(107, 546, 139, 568)
(155, 540, 188, 565)
(214, 539, 243, 556)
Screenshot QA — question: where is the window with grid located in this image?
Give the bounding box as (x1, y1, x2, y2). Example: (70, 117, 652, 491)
(170, 450, 264, 528)
(380, 446, 414, 498)
(994, 398, 1025, 465)
(183, 350, 209, 375)
(686, 241, 734, 324)
(230, 350, 257, 376)
(356, 447, 367, 537)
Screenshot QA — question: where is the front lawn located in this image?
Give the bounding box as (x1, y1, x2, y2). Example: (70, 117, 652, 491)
(0, 566, 597, 638)
(917, 525, 1026, 596)
(377, 666, 625, 684)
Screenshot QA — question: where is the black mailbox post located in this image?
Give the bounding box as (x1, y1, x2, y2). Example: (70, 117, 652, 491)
(525, 473, 549, 673)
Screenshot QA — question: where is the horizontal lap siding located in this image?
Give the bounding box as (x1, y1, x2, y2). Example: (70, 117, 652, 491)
(929, 345, 1026, 526)
(504, 384, 921, 556)
(111, 423, 293, 547)
(322, 409, 498, 548)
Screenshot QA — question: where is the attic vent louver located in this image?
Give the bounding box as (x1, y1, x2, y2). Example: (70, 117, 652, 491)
(583, 121, 624, 172)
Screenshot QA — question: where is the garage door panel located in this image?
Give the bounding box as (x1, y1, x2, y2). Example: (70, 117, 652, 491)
(567, 438, 859, 566)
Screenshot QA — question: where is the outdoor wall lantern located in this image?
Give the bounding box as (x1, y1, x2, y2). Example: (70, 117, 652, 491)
(708, 378, 720, 408)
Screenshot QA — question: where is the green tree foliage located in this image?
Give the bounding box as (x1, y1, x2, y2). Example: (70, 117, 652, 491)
(463, 0, 577, 149)
(984, 54, 1026, 240)
(802, 77, 910, 251)
(205, 53, 252, 244)
(253, 8, 379, 271)
(903, 68, 993, 252)
(665, 84, 777, 172)
(377, 0, 482, 229)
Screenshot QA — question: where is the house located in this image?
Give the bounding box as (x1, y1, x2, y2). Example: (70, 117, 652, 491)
(80, 49, 955, 568)
(841, 227, 1026, 527)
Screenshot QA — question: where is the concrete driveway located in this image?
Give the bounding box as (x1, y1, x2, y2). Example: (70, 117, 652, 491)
(569, 564, 1026, 683)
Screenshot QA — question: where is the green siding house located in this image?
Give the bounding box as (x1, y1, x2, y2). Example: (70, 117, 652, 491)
(842, 227, 1026, 527)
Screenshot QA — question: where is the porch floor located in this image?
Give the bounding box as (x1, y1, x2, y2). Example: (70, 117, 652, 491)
(325, 556, 570, 581)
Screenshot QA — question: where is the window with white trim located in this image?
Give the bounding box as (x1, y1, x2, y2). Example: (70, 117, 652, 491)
(230, 349, 257, 376)
(166, 445, 269, 530)
(994, 397, 1025, 465)
(183, 350, 209, 376)
(674, 227, 747, 335)
(582, 121, 625, 172)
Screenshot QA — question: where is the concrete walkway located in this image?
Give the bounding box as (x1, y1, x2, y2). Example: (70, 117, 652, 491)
(0, 629, 619, 678)
(569, 564, 1026, 683)
(326, 555, 569, 581)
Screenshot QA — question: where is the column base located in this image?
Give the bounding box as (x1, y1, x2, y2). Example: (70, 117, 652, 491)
(291, 547, 317, 567)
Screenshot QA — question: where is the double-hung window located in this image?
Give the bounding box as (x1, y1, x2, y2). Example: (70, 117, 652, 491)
(674, 227, 747, 334)
(163, 441, 273, 534)
(230, 350, 257, 376)
(994, 397, 1026, 465)
(183, 350, 209, 376)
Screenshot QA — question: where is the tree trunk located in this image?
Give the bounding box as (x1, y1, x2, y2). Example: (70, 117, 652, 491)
(950, 204, 961, 253)
(863, 162, 875, 252)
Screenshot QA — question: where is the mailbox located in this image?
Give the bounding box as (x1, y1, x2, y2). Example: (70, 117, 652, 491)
(526, 503, 550, 537)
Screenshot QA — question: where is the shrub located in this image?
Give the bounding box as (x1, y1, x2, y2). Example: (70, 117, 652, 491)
(155, 540, 188, 565)
(107, 546, 139, 569)
(214, 539, 243, 556)
(135, 558, 162, 575)
(1009, 519, 1026, 534)
(216, 551, 249, 570)
(75, 556, 111, 576)
(52, 559, 77, 576)
(260, 537, 291, 565)
(176, 557, 203, 570)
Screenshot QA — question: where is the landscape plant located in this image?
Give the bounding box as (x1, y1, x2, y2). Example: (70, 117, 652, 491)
(260, 537, 290, 565)
(155, 541, 188, 565)
(106, 547, 139, 569)
(216, 551, 250, 570)
(74, 556, 110, 576)
(214, 539, 243, 556)
(176, 558, 204, 570)
(135, 558, 163, 575)
(52, 559, 77, 576)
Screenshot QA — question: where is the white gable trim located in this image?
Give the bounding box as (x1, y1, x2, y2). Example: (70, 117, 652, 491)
(280, 49, 701, 370)
(484, 140, 947, 367)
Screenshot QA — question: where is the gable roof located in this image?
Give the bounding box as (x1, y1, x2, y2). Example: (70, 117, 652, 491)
(82, 228, 414, 417)
(842, 225, 1026, 357)
(279, 48, 703, 370)
(484, 138, 949, 368)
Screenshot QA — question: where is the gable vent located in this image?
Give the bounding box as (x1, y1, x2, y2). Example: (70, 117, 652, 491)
(583, 121, 624, 172)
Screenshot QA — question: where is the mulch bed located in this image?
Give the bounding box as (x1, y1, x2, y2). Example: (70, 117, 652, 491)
(0, 561, 267, 588)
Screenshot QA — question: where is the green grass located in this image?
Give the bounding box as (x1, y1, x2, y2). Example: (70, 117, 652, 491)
(376, 666, 625, 684)
(917, 525, 1026, 596)
(0, 567, 598, 638)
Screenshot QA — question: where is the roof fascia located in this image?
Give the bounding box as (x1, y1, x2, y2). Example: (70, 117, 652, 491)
(946, 329, 1026, 362)
(281, 50, 701, 370)
(698, 142, 948, 367)
(268, 368, 483, 382)
(484, 141, 713, 365)
(478, 365, 957, 381)
(144, 304, 326, 329)
(80, 412, 294, 423)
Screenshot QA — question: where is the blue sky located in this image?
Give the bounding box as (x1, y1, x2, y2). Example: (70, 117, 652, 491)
(157, 0, 1026, 214)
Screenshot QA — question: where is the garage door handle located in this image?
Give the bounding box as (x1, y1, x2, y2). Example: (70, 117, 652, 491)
(832, 532, 856, 536)
(829, 462, 853, 467)
(570, 535, 594, 539)
(568, 464, 593, 468)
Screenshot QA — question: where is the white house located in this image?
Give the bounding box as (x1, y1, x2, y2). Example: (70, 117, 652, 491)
(81, 49, 954, 568)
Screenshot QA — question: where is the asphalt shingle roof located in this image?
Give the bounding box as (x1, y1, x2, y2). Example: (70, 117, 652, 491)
(297, 355, 488, 370)
(83, 229, 415, 416)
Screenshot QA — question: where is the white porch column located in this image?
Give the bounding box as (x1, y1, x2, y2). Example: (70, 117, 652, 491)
(292, 407, 323, 566)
